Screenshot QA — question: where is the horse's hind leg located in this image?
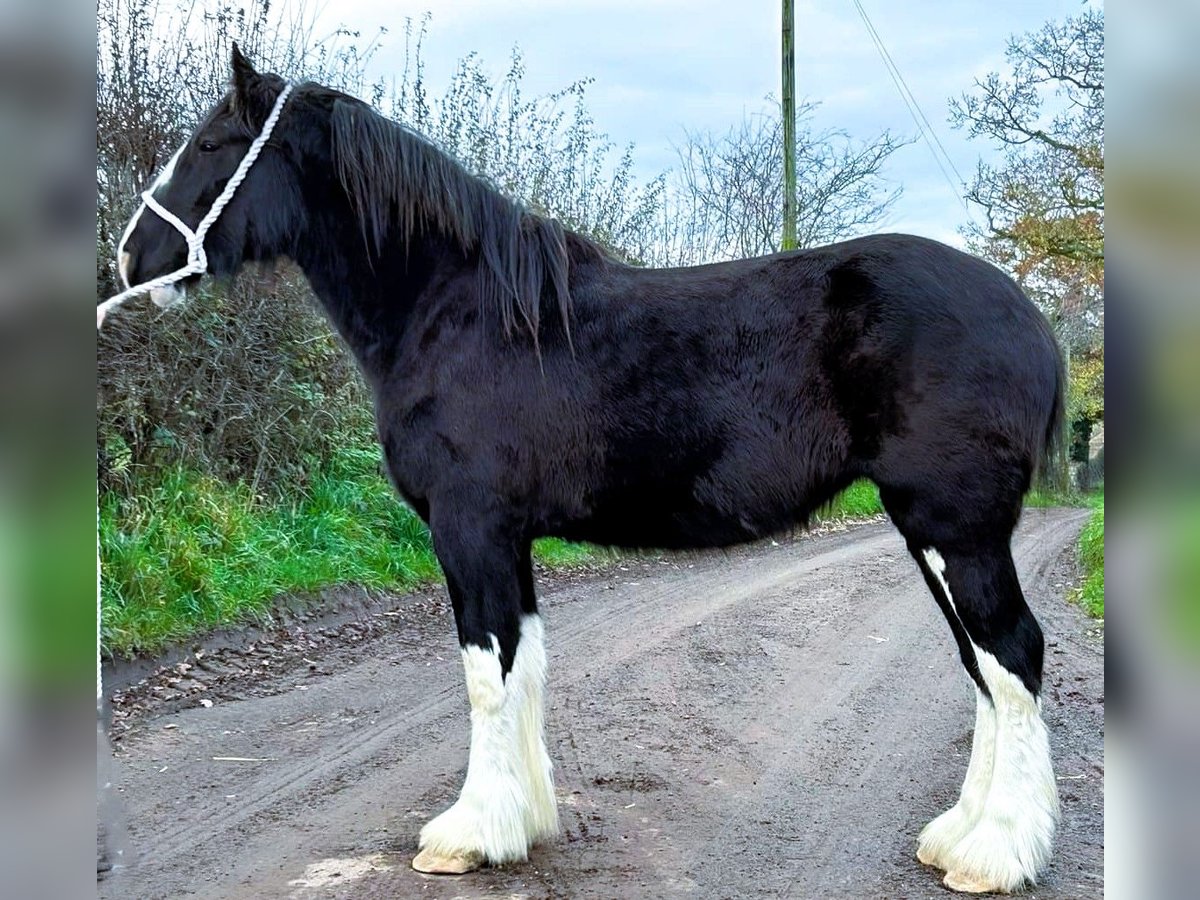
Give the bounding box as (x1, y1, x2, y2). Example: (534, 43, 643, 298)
(908, 551, 997, 875)
(412, 507, 557, 874)
(887, 494, 1059, 893)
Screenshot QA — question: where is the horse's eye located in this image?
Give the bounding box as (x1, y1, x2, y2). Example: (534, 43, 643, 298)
(199, 140, 220, 153)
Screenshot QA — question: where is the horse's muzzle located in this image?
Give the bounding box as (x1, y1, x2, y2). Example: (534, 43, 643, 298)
(150, 283, 188, 309)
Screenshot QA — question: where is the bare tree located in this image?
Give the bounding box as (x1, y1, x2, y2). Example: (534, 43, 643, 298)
(662, 102, 907, 265)
(383, 25, 666, 265)
(950, 8, 1103, 352)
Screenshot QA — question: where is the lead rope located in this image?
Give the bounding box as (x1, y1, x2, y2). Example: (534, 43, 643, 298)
(96, 83, 293, 329)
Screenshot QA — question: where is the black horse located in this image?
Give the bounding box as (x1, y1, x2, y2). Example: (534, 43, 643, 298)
(114, 47, 1064, 893)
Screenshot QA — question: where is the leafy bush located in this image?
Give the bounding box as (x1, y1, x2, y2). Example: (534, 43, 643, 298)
(98, 275, 374, 495)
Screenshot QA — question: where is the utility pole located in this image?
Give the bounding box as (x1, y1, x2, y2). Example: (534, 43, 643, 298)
(781, 0, 797, 251)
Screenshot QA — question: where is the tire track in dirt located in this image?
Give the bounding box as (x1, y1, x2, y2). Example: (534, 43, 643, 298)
(513, 509, 1097, 899)
(101, 509, 1102, 899)
(126, 529, 892, 869)
(673, 508, 1094, 897)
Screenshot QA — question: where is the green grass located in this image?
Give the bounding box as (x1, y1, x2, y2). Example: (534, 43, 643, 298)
(819, 479, 883, 520)
(1025, 485, 1104, 619)
(99, 447, 616, 658)
(100, 448, 439, 657)
(98, 468, 888, 658)
(1075, 500, 1105, 618)
(102, 456, 1112, 657)
(532, 537, 601, 567)
(1024, 482, 1105, 509)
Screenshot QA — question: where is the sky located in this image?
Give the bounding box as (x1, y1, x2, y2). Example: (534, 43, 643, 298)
(301, 0, 1090, 249)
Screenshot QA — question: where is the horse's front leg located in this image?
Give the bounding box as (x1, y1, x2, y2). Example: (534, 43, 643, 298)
(412, 508, 557, 874)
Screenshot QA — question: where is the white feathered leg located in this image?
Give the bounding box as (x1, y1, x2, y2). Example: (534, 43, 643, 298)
(918, 686, 997, 870)
(413, 616, 557, 873)
(510, 615, 559, 842)
(921, 548, 1059, 894)
(941, 651, 1059, 893)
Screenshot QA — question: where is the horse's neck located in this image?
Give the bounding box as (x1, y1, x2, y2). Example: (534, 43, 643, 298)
(293, 222, 463, 384)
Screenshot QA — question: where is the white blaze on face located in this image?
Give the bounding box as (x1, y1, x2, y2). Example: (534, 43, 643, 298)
(919, 548, 1059, 892)
(116, 143, 187, 289)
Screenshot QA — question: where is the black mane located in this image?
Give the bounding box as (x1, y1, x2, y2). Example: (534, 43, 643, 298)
(328, 96, 578, 344)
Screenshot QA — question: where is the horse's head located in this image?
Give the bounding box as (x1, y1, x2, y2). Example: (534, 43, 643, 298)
(117, 45, 303, 308)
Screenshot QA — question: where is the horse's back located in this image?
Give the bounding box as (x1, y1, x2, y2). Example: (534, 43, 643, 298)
(575, 232, 1059, 464)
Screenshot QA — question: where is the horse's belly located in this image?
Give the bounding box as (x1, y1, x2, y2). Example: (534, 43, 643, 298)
(553, 491, 785, 550)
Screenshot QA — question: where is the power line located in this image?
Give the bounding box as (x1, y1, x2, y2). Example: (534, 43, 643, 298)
(853, 0, 968, 187)
(851, 0, 964, 202)
(849, 0, 975, 219)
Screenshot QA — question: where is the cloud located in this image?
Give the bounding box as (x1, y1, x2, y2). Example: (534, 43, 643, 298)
(310, 0, 1083, 244)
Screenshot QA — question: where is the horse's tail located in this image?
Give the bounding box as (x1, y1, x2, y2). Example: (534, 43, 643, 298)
(1037, 327, 1068, 483)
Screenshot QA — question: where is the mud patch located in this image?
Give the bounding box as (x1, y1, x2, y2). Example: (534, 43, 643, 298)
(288, 853, 396, 894)
(590, 772, 668, 792)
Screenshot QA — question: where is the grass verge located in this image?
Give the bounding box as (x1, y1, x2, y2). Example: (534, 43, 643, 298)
(100, 467, 887, 658)
(818, 479, 883, 521)
(1075, 500, 1104, 618)
(102, 462, 1109, 658)
(100, 446, 615, 658)
(101, 448, 432, 657)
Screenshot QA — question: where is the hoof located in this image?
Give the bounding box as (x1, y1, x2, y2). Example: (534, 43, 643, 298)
(916, 805, 972, 872)
(944, 869, 1002, 894)
(411, 847, 483, 875)
(916, 842, 941, 868)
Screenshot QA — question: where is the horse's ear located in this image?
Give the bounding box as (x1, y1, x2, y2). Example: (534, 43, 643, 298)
(230, 42, 259, 106)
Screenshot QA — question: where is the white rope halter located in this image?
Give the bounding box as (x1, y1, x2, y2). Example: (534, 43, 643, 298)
(97, 83, 294, 329)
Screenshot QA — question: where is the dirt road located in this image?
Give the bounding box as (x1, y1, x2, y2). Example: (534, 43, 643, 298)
(101, 508, 1103, 899)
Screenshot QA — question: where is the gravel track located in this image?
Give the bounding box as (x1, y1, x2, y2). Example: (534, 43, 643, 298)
(100, 508, 1103, 899)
